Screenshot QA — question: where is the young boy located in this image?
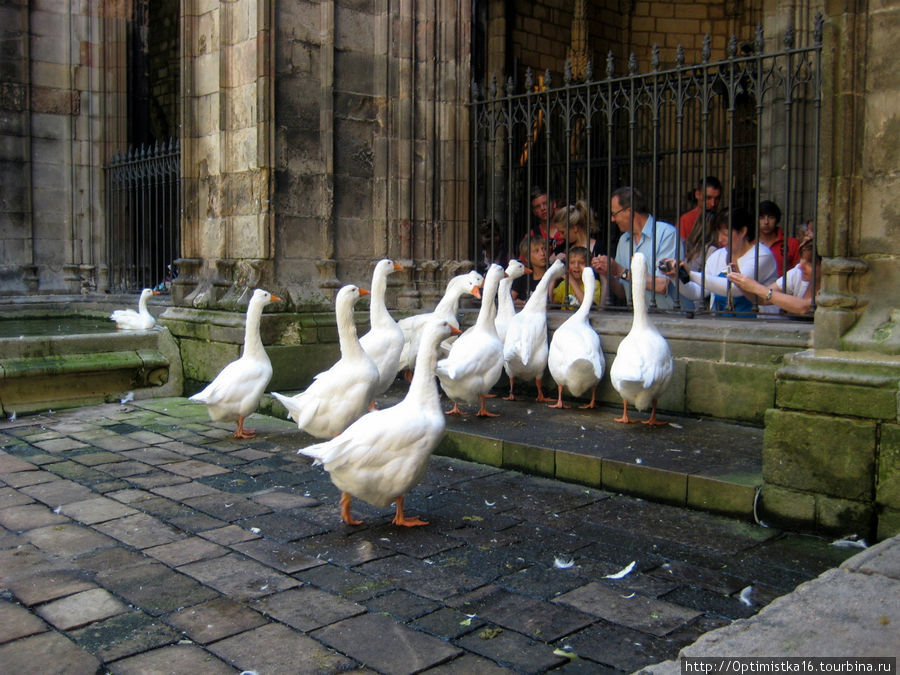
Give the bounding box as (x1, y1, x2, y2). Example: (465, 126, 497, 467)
(511, 235, 549, 306)
(552, 246, 604, 307)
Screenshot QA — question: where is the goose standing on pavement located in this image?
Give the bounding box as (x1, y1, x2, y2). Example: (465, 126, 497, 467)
(298, 319, 460, 526)
(273, 285, 380, 438)
(436, 263, 507, 416)
(359, 259, 405, 399)
(609, 252, 673, 424)
(501, 258, 566, 401)
(494, 259, 529, 346)
(110, 288, 159, 330)
(397, 270, 484, 376)
(189, 288, 280, 438)
(547, 266, 605, 409)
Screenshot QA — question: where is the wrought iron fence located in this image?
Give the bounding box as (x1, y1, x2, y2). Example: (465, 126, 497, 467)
(471, 17, 822, 317)
(105, 139, 181, 293)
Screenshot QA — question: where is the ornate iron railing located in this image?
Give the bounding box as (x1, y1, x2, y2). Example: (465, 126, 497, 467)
(471, 16, 822, 316)
(105, 139, 181, 293)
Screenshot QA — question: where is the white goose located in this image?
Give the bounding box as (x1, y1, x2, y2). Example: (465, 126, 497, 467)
(189, 288, 280, 438)
(494, 259, 529, 346)
(501, 258, 566, 401)
(397, 270, 483, 374)
(359, 259, 405, 397)
(298, 319, 459, 527)
(273, 285, 380, 438)
(609, 252, 673, 425)
(547, 266, 605, 409)
(110, 288, 159, 330)
(436, 263, 507, 417)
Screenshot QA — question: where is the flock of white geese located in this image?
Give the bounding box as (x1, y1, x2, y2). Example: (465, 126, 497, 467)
(112, 253, 672, 526)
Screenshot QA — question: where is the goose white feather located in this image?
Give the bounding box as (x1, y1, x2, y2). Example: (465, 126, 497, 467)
(298, 319, 457, 526)
(436, 263, 507, 416)
(502, 258, 566, 401)
(273, 285, 379, 439)
(494, 259, 528, 345)
(397, 270, 483, 373)
(110, 288, 158, 330)
(609, 252, 673, 424)
(189, 288, 280, 438)
(547, 267, 605, 408)
(359, 259, 405, 396)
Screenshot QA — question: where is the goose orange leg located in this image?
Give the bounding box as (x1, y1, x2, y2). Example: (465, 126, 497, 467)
(392, 496, 428, 527)
(643, 400, 668, 426)
(614, 400, 636, 423)
(502, 376, 516, 401)
(445, 402, 466, 416)
(476, 394, 499, 417)
(548, 385, 569, 409)
(579, 385, 599, 410)
(233, 416, 257, 439)
(340, 492, 363, 525)
(534, 379, 550, 402)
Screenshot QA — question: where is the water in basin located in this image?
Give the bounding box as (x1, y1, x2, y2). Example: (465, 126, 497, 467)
(0, 316, 114, 338)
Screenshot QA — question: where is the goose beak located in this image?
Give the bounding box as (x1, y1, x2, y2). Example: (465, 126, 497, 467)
(393, 262, 404, 271)
(449, 326, 462, 336)
(359, 288, 371, 296)
(471, 286, 482, 300)
(270, 295, 282, 303)
(152, 290, 160, 295)
(524, 267, 533, 274)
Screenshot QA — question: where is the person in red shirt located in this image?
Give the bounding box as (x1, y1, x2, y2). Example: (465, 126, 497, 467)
(678, 176, 723, 240)
(528, 186, 565, 249)
(757, 200, 800, 276)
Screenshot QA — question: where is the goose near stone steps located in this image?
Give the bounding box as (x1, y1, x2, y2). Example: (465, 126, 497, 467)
(547, 266, 605, 409)
(359, 259, 405, 398)
(609, 252, 673, 425)
(110, 288, 159, 330)
(436, 263, 507, 417)
(273, 285, 380, 439)
(189, 288, 280, 438)
(501, 258, 566, 401)
(298, 319, 460, 526)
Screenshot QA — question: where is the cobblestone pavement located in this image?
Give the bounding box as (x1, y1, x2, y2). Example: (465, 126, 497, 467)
(0, 398, 857, 674)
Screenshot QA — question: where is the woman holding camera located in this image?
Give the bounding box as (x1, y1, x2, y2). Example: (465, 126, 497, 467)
(661, 207, 777, 315)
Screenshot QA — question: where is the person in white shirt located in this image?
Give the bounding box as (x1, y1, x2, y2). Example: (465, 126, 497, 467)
(660, 207, 777, 315)
(726, 233, 819, 316)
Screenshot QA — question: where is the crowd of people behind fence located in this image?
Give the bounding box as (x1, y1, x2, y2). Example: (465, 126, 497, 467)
(478, 177, 819, 317)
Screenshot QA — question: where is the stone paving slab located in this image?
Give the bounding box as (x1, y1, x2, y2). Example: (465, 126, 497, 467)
(0, 598, 49, 642)
(35, 587, 128, 630)
(0, 397, 873, 674)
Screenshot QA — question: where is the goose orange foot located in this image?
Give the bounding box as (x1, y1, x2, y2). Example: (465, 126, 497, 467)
(614, 401, 637, 424)
(233, 417, 257, 439)
(340, 492, 363, 526)
(475, 395, 499, 417)
(392, 496, 428, 527)
(642, 402, 668, 426)
(445, 403, 466, 416)
(548, 386, 569, 409)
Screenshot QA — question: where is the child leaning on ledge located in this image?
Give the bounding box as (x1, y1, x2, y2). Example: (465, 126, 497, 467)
(552, 246, 605, 309)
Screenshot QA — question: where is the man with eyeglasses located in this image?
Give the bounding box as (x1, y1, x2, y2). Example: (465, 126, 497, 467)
(593, 186, 687, 310)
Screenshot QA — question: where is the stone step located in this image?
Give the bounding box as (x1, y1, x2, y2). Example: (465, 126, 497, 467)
(261, 381, 763, 524)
